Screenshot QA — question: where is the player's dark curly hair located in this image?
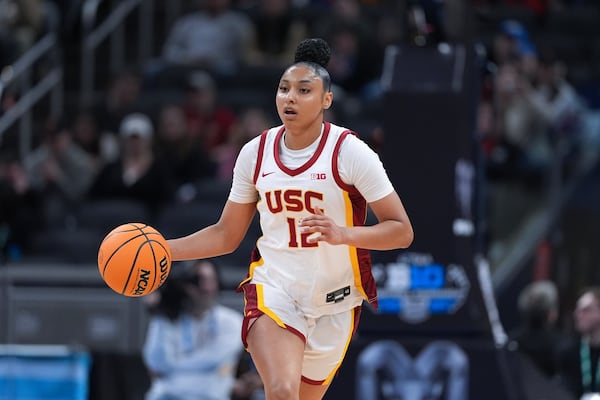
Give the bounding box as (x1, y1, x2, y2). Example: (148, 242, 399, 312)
(292, 38, 332, 91)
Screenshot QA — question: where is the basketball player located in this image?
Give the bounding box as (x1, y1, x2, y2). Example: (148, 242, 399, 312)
(167, 38, 414, 400)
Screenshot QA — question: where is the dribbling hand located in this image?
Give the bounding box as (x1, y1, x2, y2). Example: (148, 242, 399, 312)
(299, 207, 347, 245)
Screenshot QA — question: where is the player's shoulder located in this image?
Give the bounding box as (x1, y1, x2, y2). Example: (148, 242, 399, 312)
(326, 122, 370, 152)
(327, 122, 366, 143)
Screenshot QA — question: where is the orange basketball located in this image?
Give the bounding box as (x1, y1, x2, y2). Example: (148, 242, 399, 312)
(98, 223, 172, 297)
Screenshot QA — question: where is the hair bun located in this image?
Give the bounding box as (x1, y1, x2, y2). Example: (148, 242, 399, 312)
(294, 38, 331, 68)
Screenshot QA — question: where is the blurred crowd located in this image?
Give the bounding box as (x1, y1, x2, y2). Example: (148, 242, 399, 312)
(0, 0, 598, 266)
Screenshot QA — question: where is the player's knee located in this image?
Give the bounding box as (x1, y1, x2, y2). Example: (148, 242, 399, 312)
(265, 380, 298, 400)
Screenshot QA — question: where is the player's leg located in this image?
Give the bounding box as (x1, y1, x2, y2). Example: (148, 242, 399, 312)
(299, 307, 362, 400)
(246, 314, 305, 400)
(299, 380, 330, 400)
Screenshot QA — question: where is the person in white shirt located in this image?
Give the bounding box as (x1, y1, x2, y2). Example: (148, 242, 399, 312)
(142, 259, 244, 400)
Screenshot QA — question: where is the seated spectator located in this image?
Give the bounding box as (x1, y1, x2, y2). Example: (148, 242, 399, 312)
(487, 60, 549, 184)
(492, 19, 534, 67)
(508, 280, 568, 378)
(86, 112, 174, 214)
(155, 103, 216, 198)
(142, 259, 248, 400)
(23, 116, 98, 227)
(160, 0, 253, 76)
(71, 107, 120, 167)
(213, 106, 273, 182)
(0, 0, 47, 58)
(0, 152, 43, 261)
(526, 47, 588, 174)
(556, 287, 600, 399)
(93, 67, 143, 136)
(244, 0, 308, 68)
(181, 70, 238, 154)
(231, 350, 264, 400)
(326, 22, 383, 101)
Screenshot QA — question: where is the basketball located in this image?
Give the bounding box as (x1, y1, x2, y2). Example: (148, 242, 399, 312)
(98, 223, 172, 297)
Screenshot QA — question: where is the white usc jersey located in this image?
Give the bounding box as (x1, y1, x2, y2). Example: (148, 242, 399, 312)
(240, 122, 378, 318)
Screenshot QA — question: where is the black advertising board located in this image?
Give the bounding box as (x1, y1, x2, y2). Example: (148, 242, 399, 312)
(360, 43, 501, 339)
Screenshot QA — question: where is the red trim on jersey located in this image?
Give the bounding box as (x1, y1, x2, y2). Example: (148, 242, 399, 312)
(331, 131, 379, 308)
(240, 283, 307, 349)
(332, 130, 360, 195)
(240, 284, 259, 348)
(253, 130, 270, 184)
(352, 306, 362, 335)
(274, 122, 331, 176)
(236, 247, 262, 292)
(302, 376, 326, 385)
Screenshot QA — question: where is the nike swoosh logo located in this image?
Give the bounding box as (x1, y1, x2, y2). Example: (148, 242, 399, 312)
(262, 171, 276, 177)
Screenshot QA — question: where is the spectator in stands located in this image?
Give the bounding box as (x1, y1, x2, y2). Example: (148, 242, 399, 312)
(0, 0, 46, 57)
(0, 21, 19, 68)
(86, 112, 174, 214)
(508, 280, 568, 378)
(161, 0, 253, 76)
(487, 58, 549, 184)
(244, 0, 307, 68)
(326, 22, 383, 101)
(308, 0, 383, 102)
(527, 47, 588, 174)
(309, 0, 374, 44)
(231, 350, 264, 400)
(556, 287, 600, 398)
(70, 107, 120, 167)
(0, 151, 42, 261)
(492, 19, 536, 68)
(93, 67, 143, 136)
(155, 103, 216, 199)
(142, 259, 260, 400)
(181, 70, 238, 154)
(214, 106, 273, 182)
(23, 116, 97, 227)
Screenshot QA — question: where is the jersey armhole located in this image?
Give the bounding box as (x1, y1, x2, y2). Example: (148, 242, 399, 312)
(252, 130, 269, 185)
(332, 130, 360, 194)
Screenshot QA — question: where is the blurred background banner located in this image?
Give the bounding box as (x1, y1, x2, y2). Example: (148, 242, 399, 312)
(0, 345, 91, 400)
(327, 335, 574, 400)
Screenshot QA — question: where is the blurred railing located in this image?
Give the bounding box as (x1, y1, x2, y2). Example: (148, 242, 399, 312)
(490, 127, 599, 292)
(80, 0, 183, 106)
(80, 0, 151, 106)
(0, 33, 63, 160)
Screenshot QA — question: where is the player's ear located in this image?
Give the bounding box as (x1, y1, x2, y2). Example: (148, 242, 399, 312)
(323, 91, 333, 110)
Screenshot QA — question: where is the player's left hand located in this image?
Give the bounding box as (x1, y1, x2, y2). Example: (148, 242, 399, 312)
(299, 207, 347, 245)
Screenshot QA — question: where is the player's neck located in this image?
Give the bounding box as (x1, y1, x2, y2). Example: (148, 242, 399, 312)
(284, 122, 323, 150)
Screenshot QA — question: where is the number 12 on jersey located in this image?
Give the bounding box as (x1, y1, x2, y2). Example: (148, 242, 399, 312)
(286, 217, 318, 248)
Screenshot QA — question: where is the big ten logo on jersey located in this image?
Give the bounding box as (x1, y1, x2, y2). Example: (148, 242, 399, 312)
(372, 252, 471, 323)
(265, 189, 325, 248)
(311, 173, 327, 180)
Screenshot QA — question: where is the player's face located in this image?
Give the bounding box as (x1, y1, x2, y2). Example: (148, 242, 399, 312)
(276, 65, 332, 130)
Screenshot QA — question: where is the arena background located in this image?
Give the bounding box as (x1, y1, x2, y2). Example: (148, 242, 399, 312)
(1, 1, 599, 399)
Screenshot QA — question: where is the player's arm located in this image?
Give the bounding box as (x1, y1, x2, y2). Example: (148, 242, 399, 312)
(167, 200, 256, 261)
(300, 133, 413, 250)
(357, 192, 413, 249)
(302, 193, 412, 250)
